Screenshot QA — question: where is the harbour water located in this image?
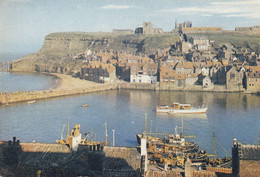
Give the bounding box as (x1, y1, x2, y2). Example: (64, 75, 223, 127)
(0, 53, 260, 158)
(0, 53, 58, 92)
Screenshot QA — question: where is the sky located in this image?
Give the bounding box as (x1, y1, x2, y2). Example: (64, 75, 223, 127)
(0, 0, 259, 53)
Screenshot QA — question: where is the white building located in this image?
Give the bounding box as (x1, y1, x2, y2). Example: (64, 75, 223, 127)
(130, 63, 158, 84)
(131, 73, 157, 83)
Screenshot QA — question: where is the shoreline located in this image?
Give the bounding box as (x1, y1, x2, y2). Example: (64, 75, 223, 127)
(0, 72, 259, 105)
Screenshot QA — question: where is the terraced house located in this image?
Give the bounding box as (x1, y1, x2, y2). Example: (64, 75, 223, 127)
(244, 66, 260, 91)
(81, 61, 116, 83)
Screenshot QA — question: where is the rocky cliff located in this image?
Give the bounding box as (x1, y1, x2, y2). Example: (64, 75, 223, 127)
(11, 32, 178, 73)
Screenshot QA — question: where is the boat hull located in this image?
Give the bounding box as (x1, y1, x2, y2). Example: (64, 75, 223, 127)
(168, 108, 208, 114)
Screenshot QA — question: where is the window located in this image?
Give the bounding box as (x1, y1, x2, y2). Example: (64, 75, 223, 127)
(139, 79, 141, 83)
(230, 73, 235, 79)
(133, 79, 135, 82)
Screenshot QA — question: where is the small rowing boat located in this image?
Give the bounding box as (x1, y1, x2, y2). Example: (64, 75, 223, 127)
(81, 104, 89, 107)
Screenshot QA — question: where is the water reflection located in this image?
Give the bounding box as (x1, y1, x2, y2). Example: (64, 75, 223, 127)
(0, 72, 57, 92)
(157, 113, 208, 119)
(0, 89, 260, 158)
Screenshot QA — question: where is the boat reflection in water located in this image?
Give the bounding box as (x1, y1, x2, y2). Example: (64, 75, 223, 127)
(156, 112, 208, 119)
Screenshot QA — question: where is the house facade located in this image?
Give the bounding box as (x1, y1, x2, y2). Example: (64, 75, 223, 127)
(130, 63, 158, 83)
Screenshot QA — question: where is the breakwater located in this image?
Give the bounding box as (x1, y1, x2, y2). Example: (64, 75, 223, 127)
(0, 62, 12, 72)
(0, 83, 121, 105)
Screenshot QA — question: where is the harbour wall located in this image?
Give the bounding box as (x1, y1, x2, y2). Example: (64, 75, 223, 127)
(120, 82, 246, 93)
(0, 62, 12, 72)
(0, 83, 120, 105)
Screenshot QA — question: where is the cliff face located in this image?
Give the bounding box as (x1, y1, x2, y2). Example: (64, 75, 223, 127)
(11, 32, 178, 73)
(40, 32, 178, 55)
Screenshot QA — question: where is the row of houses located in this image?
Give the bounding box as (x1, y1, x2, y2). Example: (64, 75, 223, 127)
(73, 47, 260, 91)
(80, 61, 116, 83)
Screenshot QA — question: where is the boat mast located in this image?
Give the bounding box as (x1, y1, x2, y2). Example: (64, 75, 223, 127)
(105, 122, 108, 146)
(213, 130, 217, 158)
(66, 119, 70, 142)
(61, 124, 65, 141)
(112, 129, 115, 147)
(149, 120, 153, 135)
(181, 118, 184, 138)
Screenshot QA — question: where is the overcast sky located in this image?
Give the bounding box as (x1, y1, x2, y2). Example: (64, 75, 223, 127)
(0, 0, 259, 53)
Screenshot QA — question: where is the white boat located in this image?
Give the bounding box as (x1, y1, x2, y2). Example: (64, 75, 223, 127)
(156, 103, 207, 114)
(27, 100, 36, 104)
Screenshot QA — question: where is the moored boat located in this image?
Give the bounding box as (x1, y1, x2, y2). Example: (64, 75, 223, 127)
(56, 123, 106, 151)
(28, 100, 36, 104)
(136, 133, 199, 154)
(156, 102, 207, 114)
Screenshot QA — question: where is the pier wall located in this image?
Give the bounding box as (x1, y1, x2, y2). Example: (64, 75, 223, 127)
(121, 82, 241, 92)
(0, 62, 12, 72)
(0, 83, 120, 105)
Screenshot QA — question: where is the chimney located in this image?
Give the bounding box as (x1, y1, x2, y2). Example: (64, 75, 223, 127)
(232, 138, 240, 177)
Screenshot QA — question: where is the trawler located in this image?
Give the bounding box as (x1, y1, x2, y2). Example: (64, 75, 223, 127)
(56, 122, 107, 151)
(156, 102, 207, 114)
(136, 125, 199, 154)
(137, 117, 231, 168)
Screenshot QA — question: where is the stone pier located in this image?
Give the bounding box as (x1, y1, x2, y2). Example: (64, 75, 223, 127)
(0, 62, 12, 72)
(0, 83, 122, 105)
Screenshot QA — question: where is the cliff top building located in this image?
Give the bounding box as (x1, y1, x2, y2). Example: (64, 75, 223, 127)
(235, 26, 260, 34)
(112, 29, 134, 35)
(135, 21, 163, 35)
(182, 27, 223, 33)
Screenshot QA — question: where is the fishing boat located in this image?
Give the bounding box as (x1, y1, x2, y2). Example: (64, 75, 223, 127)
(56, 123, 106, 151)
(156, 102, 207, 114)
(136, 132, 199, 154)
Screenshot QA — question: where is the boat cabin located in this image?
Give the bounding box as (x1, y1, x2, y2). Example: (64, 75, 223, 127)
(171, 103, 192, 110)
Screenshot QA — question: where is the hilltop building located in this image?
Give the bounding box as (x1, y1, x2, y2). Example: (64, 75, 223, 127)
(175, 20, 192, 33)
(174, 20, 222, 34)
(112, 29, 134, 35)
(182, 27, 223, 33)
(235, 26, 260, 34)
(135, 22, 163, 35)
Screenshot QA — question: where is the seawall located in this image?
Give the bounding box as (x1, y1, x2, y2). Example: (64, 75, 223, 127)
(121, 82, 249, 93)
(0, 83, 120, 105)
(0, 73, 123, 105)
